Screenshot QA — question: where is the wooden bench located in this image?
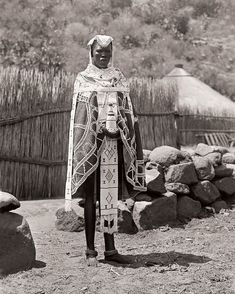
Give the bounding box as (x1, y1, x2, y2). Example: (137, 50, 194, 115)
(196, 133, 235, 147)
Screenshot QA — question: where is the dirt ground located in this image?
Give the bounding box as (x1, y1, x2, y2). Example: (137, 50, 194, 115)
(0, 198, 235, 294)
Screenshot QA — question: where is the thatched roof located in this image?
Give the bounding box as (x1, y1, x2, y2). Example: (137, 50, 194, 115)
(164, 66, 235, 115)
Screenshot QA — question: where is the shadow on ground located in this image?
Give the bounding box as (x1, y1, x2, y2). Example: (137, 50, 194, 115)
(0, 260, 46, 277)
(33, 260, 47, 269)
(100, 250, 212, 269)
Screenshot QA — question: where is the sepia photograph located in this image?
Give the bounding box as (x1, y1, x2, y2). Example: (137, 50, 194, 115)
(0, 0, 235, 293)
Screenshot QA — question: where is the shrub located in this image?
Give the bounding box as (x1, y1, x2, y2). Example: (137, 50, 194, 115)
(192, 0, 222, 17)
(173, 14, 190, 35)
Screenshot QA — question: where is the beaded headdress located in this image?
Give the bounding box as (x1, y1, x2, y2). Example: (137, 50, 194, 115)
(87, 35, 114, 66)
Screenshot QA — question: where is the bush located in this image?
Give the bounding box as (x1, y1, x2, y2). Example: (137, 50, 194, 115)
(132, 1, 165, 25)
(173, 14, 190, 35)
(192, 0, 222, 17)
(107, 12, 146, 49)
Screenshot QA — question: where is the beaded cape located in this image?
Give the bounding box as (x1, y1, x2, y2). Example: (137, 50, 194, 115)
(70, 64, 146, 196)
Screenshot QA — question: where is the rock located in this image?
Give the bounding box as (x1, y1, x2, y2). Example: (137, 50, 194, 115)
(117, 201, 138, 234)
(165, 162, 198, 185)
(225, 164, 235, 176)
(214, 177, 235, 196)
(211, 200, 228, 213)
(55, 207, 84, 232)
(0, 191, 20, 213)
(222, 153, 235, 164)
(0, 212, 36, 275)
(165, 183, 190, 194)
(143, 149, 151, 163)
(192, 156, 215, 180)
(146, 161, 162, 170)
(177, 196, 201, 219)
(213, 146, 229, 155)
(179, 150, 192, 163)
(163, 191, 177, 198)
(132, 194, 177, 230)
(134, 193, 152, 202)
(146, 165, 166, 195)
(149, 145, 182, 168)
(195, 143, 215, 156)
(204, 152, 222, 167)
(214, 165, 233, 178)
(191, 181, 220, 205)
(124, 198, 135, 210)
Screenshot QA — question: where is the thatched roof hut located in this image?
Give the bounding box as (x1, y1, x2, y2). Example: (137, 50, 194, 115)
(165, 65, 235, 115)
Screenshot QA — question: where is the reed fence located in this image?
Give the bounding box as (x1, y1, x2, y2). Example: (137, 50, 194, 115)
(0, 67, 177, 200)
(178, 107, 235, 146)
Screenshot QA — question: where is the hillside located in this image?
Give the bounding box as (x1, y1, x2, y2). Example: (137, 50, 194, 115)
(0, 0, 234, 100)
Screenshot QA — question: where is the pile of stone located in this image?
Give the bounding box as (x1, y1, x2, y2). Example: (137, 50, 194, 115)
(0, 191, 36, 275)
(132, 143, 235, 231)
(56, 143, 235, 234)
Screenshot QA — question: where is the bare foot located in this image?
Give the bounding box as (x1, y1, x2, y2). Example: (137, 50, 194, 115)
(86, 256, 98, 267)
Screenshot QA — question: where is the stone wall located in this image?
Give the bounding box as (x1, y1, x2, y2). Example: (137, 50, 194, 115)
(131, 143, 235, 231)
(56, 143, 235, 234)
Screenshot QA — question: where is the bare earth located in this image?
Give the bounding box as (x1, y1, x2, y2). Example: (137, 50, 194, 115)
(0, 199, 235, 294)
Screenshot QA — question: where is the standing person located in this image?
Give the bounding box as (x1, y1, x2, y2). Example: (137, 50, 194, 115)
(65, 35, 146, 266)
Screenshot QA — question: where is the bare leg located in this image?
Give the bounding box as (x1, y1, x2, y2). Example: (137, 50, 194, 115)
(104, 233, 115, 251)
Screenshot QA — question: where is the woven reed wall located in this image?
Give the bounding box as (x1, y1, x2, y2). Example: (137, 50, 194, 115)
(129, 78, 178, 150)
(0, 67, 177, 200)
(178, 107, 235, 146)
(0, 67, 74, 199)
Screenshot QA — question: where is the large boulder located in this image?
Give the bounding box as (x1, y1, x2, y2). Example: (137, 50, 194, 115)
(214, 165, 234, 178)
(117, 201, 138, 234)
(191, 181, 220, 205)
(149, 146, 182, 168)
(132, 194, 177, 230)
(0, 191, 20, 213)
(145, 164, 166, 195)
(222, 153, 235, 164)
(165, 162, 198, 185)
(55, 207, 85, 232)
(0, 212, 36, 275)
(214, 177, 235, 196)
(195, 143, 215, 156)
(192, 156, 215, 181)
(177, 196, 201, 219)
(165, 182, 190, 195)
(204, 152, 222, 167)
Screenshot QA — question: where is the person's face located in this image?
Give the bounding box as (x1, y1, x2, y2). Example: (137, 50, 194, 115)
(92, 42, 112, 69)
